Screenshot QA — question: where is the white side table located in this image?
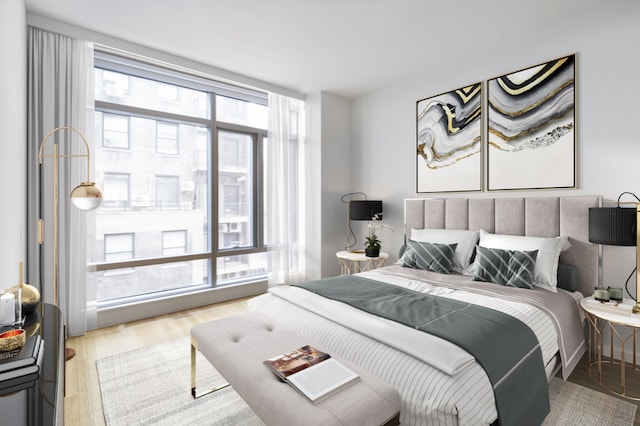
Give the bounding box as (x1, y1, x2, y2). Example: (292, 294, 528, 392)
(580, 297, 640, 400)
(336, 250, 389, 275)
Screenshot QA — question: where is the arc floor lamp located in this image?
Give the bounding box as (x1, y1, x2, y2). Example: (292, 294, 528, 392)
(38, 126, 102, 360)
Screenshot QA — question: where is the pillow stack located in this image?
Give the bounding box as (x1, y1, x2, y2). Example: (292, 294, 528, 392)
(470, 230, 569, 292)
(399, 228, 571, 292)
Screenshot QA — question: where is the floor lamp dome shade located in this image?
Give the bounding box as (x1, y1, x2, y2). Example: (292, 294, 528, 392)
(70, 182, 102, 211)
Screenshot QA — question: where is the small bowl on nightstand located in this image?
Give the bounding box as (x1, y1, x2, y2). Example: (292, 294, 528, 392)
(0, 329, 26, 352)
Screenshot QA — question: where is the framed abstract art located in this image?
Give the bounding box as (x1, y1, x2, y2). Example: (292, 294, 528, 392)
(416, 83, 482, 193)
(486, 54, 576, 190)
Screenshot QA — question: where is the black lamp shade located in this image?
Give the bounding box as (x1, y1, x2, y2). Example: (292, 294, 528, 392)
(350, 200, 383, 221)
(588, 207, 636, 246)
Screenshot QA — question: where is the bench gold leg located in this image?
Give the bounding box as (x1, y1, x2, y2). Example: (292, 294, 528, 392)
(191, 337, 230, 399)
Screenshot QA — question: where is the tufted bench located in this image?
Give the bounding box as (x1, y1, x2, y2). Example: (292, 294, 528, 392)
(191, 311, 401, 426)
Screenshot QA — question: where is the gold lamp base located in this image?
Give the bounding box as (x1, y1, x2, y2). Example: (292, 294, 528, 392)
(65, 347, 75, 361)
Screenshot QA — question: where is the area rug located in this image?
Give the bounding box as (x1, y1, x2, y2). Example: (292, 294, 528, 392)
(96, 337, 263, 426)
(97, 337, 636, 426)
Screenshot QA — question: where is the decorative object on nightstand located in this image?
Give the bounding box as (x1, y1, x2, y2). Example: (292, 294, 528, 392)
(589, 191, 639, 312)
(364, 213, 392, 258)
(340, 192, 383, 252)
(38, 126, 103, 361)
(7, 262, 40, 315)
(0, 329, 26, 353)
(0, 286, 22, 328)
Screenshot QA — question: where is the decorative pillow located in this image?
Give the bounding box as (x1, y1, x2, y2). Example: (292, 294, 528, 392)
(473, 230, 570, 292)
(556, 263, 579, 292)
(400, 240, 457, 274)
(472, 246, 538, 289)
(410, 228, 480, 273)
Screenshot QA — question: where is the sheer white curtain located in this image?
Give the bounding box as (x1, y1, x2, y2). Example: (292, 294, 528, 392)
(266, 93, 306, 286)
(27, 27, 95, 336)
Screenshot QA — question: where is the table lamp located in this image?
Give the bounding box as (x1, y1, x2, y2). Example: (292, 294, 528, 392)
(340, 193, 383, 252)
(588, 192, 639, 313)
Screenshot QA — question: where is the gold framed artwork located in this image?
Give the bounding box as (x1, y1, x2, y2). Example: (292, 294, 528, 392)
(486, 54, 576, 190)
(416, 83, 482, 193)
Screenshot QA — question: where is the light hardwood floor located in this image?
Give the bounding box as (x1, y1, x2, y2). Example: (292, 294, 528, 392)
(63, 297, 252, 425)
(64, 297, 640, 425)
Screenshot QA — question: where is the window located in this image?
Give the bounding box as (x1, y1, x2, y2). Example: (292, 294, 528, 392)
(90, 50, 269, 307)
(105, 233, 134, 262)
(156, 175, 180, 208)
(102, 233, 135, 286)
(163, 230, 187, 256)
(102, 113, 129, 149)
(156, 122, 179, 155)
(103, 173, 130, 208)
(216, 95, 268, 129)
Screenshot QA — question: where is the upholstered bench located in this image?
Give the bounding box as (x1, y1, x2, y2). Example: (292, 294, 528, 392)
(191, 311, 401, 426)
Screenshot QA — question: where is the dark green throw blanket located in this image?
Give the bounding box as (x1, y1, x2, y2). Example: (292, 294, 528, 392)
(294, 275, 550, 426)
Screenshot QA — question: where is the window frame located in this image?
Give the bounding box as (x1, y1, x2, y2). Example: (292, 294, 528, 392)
(91, 50, 269, 307)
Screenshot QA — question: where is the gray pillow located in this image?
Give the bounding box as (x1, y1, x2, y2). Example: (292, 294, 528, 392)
(472, 246, 538, 289)
(400, 240, 457, 274)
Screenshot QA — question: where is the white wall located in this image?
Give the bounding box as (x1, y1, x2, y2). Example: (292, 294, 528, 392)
(0, 0, 27, 288)
(350, 1, 640, 292)
(320, 92, 352, 278)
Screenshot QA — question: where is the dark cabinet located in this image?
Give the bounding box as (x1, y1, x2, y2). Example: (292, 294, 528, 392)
(0, 303, 64, 425)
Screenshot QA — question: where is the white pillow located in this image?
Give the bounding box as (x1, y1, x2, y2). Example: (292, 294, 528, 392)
(411, 228, 480, 274)
(475, 229, 570, 292)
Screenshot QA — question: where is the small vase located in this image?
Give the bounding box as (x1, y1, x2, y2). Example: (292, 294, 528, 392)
(365, 247, 380, 258)
(8, 262, 40, 315)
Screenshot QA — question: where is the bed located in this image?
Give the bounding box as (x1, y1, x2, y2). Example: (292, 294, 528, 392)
(247, 196, 600, 426)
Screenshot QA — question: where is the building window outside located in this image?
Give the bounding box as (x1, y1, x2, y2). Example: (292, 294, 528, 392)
(102, 113, 129, 149)
(163, 230, 187, 256)
(156, 122, 179, 155)
(105, 233, 134, 262)
(103, 172, 130, 209)
(103, 233, 135, 280)
(156, 175, 180, 208)
(91, 50, 269, 307)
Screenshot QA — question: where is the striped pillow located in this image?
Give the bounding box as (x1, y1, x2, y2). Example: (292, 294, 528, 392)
(472, 246, 538, 289)
(401, 240, 457, 274)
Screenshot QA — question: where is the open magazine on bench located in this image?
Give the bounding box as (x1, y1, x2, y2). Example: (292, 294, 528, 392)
(263, 345, 360, 404)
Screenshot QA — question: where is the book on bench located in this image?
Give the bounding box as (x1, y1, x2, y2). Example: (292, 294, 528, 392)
(263, 345, 360, 404)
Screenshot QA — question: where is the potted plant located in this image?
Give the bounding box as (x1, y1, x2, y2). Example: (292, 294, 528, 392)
(364, 213, 392, 257)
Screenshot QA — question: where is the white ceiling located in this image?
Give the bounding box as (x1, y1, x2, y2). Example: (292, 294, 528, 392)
(25, 0, 607, 98)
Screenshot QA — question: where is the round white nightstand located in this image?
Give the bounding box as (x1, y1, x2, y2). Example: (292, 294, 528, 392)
(580, 297, 640, 400)
(336, 250, 389, 275)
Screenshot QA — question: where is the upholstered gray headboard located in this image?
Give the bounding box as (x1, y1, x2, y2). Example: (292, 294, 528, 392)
(404, 196, 602, 296)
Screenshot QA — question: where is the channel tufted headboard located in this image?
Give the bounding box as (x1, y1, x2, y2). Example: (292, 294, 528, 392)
(404, 196, 602, 296)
